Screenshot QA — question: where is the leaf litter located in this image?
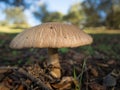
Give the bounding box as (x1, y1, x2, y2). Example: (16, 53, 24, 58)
(0, 34, 120, 90)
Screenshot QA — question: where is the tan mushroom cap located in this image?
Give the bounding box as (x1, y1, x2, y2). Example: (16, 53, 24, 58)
(10, 22, 93, 49)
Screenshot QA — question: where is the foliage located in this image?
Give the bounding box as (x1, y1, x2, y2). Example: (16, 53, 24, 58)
(34, 3, 85, 27)
(33, 4, 64, 23)
(59, 48, 69, 54)
(42, 12, 63, 22)
(3, 7, 27, 25)
(34, 5, 63, 23)
(82, 1, 101, 27)
(0, 0, 34, 8)
(82, 0, 120, 29)
(105, 6, 120, 29)
(63, 3, 85, 27)
(79, 46, 95, 56)
(98, 0, 120, 29)
(0, 0, 120, 29)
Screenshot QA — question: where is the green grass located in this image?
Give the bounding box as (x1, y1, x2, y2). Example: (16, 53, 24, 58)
(0, 25, 26, 33)
(76, 34, 120, 60)
(0, 25, 120, 34)
(59, 48, 69, 53)
(84, 27, 120, 34)
(73, 59, 87, 90)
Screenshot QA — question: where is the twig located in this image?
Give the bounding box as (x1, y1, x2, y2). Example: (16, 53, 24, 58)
(15, 68, 52, 90)
(0, 66, 18, 73)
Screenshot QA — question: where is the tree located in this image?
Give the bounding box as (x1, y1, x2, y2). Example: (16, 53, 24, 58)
(4, 7, 27, 25)
(106, 11, 120, 29)
(0, 0, 34, 9)
(33, 4, 64, 23)
(81, 0, 102, 27)
(63, 3, 85, 27)
(42, 12, 63, 22)
(82, 0, 120, 29)
(101, 0, 120, 29)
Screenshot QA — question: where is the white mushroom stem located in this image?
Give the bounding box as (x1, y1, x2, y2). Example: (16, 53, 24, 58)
(47, 48, 61, 78)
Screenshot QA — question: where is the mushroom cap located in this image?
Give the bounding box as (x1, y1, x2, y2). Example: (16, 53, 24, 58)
(10, 22, 93, 49)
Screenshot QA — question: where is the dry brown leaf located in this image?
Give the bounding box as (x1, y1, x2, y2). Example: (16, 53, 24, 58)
(6, 78, 13, 84)
(0, 69, 8, 74)
(97, 63, 109, 67)
(17, 85, 24, 90)
(0, 83, 10, 90)
(89, 83, 106, 90)
(46, 82, 53, 90)
(3, 77, 13, 89)
(90, 68, 99, 77)
(107, 60, 116, 65)
(51, 76, 78, 90)
(25, 79, 31, 84)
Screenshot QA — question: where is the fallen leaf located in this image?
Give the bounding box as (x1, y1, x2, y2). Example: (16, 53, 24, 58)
(0, 83, 10, 90)
(51, 76, 78, 90)
(89, 83, 106, 90)
(97, 63, 109, 67)
(90, 68, 99, 77)
(107, 60, 116, 65)
(17, 85, 24, 90)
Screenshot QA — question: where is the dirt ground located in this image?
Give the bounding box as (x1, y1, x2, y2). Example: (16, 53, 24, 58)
(0, 33, 120, 90)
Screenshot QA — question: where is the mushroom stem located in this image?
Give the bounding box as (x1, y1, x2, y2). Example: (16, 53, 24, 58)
(47, 48, 61, 78)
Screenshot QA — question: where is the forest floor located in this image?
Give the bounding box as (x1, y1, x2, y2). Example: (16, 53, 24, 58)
(0, 26, 120, 90)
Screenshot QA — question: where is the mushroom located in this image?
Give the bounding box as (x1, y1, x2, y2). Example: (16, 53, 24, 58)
(10, 22, 93, 78)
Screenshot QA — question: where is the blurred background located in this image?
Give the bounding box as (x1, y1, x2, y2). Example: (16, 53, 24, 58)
(0, 0, 120, 65)
(0, 0, 120, 30)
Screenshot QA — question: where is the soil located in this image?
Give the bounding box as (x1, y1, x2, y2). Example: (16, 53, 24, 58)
(0, 33, 120, 90)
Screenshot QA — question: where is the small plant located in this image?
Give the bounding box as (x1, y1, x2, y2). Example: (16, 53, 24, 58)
(79, 46, 95, 56)
(73, 67, 80, 90)
(26, 58, 32, 65)
(40, 56, 45, 61)
(0, 40, 5, 45)
(97, 44, 112, 53)
(59, 48, 69, 53)
(73, 59, 87, 90)
(17, 59, 23, 64)
(12, 50, 18, 56)
(29, 48, 34, 52)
